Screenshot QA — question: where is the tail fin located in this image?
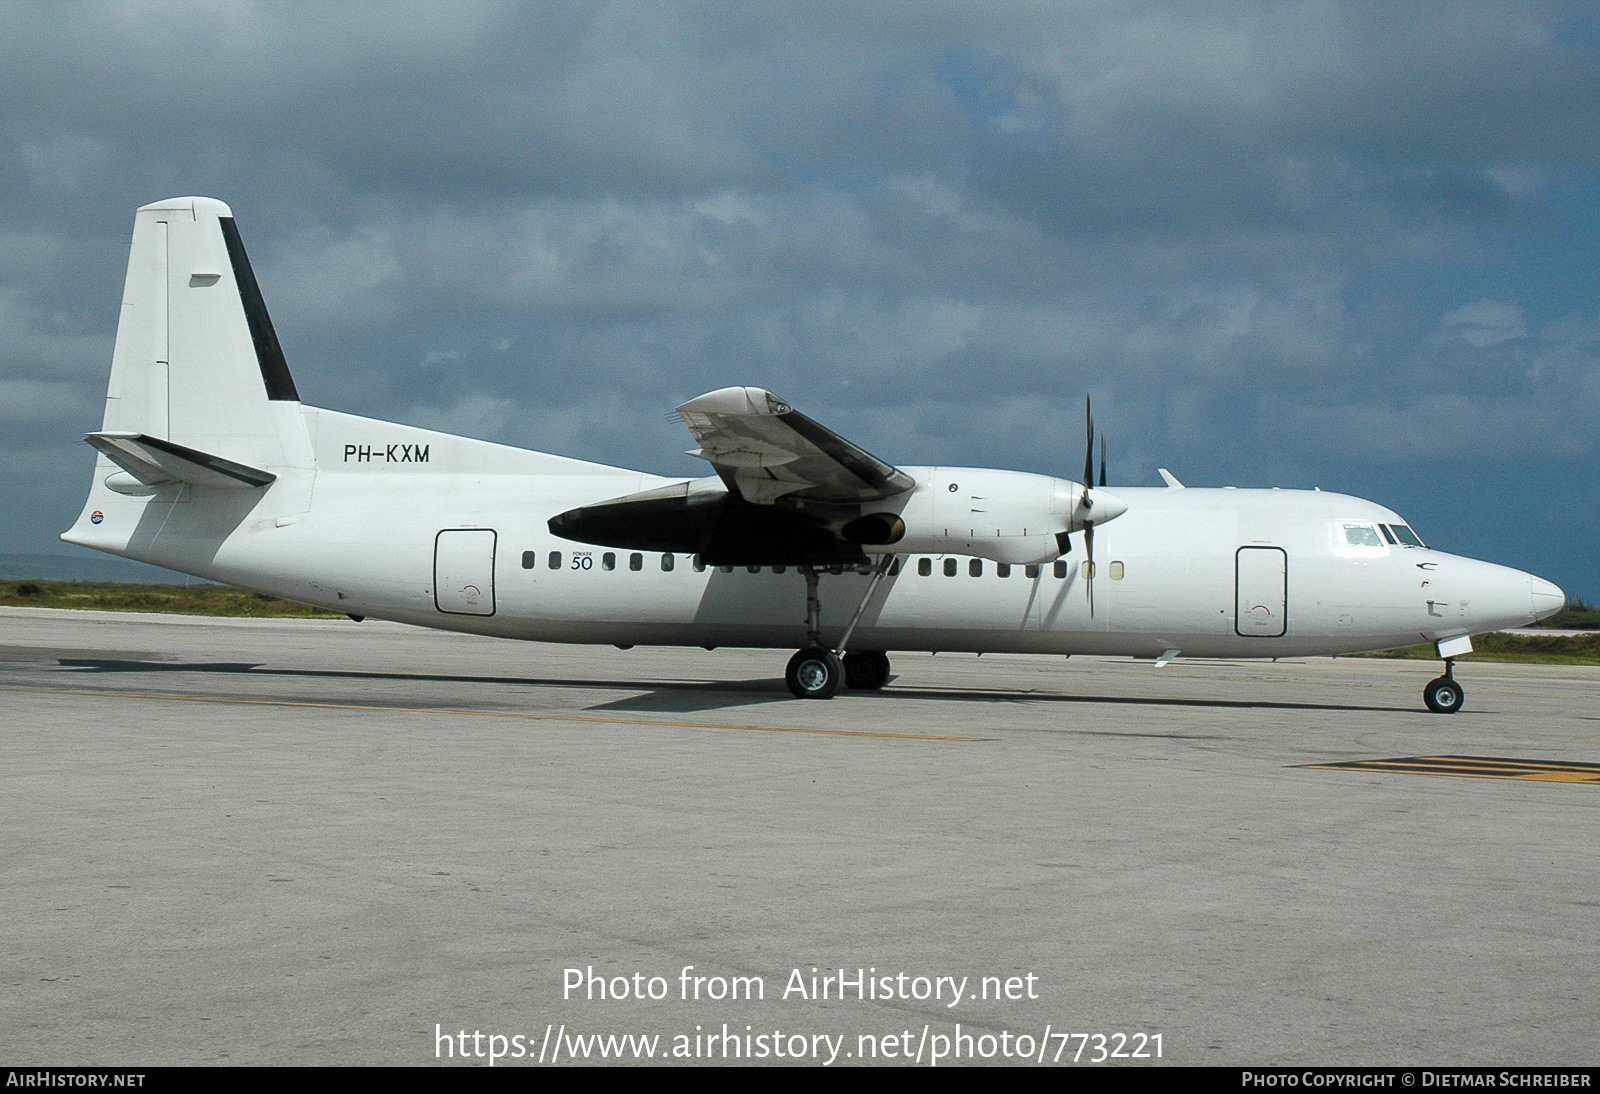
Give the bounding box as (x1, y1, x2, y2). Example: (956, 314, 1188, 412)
(100, 196, 309, 470)
(64, 198, 315, 566)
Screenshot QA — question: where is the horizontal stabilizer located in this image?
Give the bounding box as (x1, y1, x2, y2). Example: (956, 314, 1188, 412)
(86, 431, 276, 490)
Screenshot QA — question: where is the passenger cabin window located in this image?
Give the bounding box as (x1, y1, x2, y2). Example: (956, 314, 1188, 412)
(996, 563, 1010, 578)
(522, 551, 535, 570)
(662, 553, 675, 572)
(1053, 561, 1067, 579)
(943, 558, 958, 577)
(692, 555, 705, 572)
(629, 552, 643, 571)
(969, 559, 983, 577)
(548, 551, 562, 570)
(1025, 564, 1039, 579)
(918, 558, 932, 577)
(602, 552, 616, 571)
(1109, 561, 1125, 580)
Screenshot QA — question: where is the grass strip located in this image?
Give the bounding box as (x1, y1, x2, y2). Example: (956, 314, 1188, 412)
(1, 580, 341, 618)
(1346, 631, 1600, 666)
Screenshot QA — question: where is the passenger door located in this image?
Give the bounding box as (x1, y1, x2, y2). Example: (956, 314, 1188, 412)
(1235, 546, 1287, 637)
(435, 528, 497, 615)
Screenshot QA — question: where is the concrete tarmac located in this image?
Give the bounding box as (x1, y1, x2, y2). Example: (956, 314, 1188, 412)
(3, 606, 1598, 1067)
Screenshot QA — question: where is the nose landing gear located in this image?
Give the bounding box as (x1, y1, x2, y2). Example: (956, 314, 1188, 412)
(1423, 659, 1465, 714)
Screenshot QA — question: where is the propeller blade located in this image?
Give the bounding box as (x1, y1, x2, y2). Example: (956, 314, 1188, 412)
(1083, 394, 1095, 498)
(1085, 523, 1095, 618)
(1099, 433, 1107, 488)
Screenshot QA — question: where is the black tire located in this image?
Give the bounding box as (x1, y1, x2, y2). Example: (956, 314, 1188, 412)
(1424, 676, 1465, 714)
(843, 651, 891, 690)
(786, 647, 842, 699)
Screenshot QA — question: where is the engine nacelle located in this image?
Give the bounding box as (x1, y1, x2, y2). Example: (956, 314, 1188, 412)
(845, 467, 1126, 565)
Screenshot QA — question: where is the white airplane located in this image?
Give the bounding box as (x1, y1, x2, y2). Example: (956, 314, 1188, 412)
(63, 197, 1566, 712)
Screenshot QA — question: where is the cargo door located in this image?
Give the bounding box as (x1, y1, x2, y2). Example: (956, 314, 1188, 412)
(1236, 546, 1287, 637)
(435, 528, 497, 615)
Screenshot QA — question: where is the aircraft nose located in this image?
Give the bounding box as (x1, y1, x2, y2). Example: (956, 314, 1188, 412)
(1531, 575, 1566, 622)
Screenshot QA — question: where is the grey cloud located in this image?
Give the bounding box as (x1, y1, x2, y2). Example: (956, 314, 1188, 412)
(1434, 299, 1528, 348)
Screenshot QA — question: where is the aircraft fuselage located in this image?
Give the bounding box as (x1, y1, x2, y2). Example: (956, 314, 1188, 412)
(64, 408, 1556, 661)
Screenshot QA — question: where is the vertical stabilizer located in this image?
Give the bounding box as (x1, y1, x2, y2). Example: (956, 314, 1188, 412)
(66, 198, 316, 568)
(101, 196, 309, 470)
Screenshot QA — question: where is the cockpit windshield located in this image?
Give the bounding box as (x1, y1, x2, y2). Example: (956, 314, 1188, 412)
(1340, 521, 1427, 550)
(1342, 523, 1384, 547)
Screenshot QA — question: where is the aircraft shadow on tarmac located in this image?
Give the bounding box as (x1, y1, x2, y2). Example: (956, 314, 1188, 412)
(47, 657, 1405, 715)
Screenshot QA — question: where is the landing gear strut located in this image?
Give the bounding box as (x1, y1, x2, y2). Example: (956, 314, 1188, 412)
(1423, 659, 1465, 714)
(784, 558, 896, 699)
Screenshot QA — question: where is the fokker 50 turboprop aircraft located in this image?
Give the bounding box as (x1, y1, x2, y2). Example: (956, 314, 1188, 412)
(64, 197, 1566, 711)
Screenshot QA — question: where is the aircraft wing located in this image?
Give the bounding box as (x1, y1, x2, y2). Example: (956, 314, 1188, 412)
(676, 387, 914, 504)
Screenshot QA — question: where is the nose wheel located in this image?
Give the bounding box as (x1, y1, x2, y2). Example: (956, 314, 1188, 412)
(1423, 659, 1465, 714)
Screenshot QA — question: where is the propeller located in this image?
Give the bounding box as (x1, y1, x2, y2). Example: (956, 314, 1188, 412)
(1054, 395, 1125, 617)
(1080, 395, 1110, 617)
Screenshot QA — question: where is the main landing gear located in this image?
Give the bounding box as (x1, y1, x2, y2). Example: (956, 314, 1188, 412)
(1423, 659, 1465, 714)
(784, 559, 896, 699)
(843, 650, 891, 690)
(786, 647, 844, 699)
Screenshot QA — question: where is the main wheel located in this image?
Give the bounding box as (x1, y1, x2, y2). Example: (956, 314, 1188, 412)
(1423, 676, 1465, 714)
(786, 647, 842, 699)
(843, 650, 891, 690)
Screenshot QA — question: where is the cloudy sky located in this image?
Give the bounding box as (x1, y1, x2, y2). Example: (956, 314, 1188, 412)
(3, 1, 1597, 598)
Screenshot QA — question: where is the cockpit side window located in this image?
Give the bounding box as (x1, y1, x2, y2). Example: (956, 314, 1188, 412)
(1389, 524, 1425, 547)
(1378, 524, 1398, 545)
(1342, 523, 1384, 547)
